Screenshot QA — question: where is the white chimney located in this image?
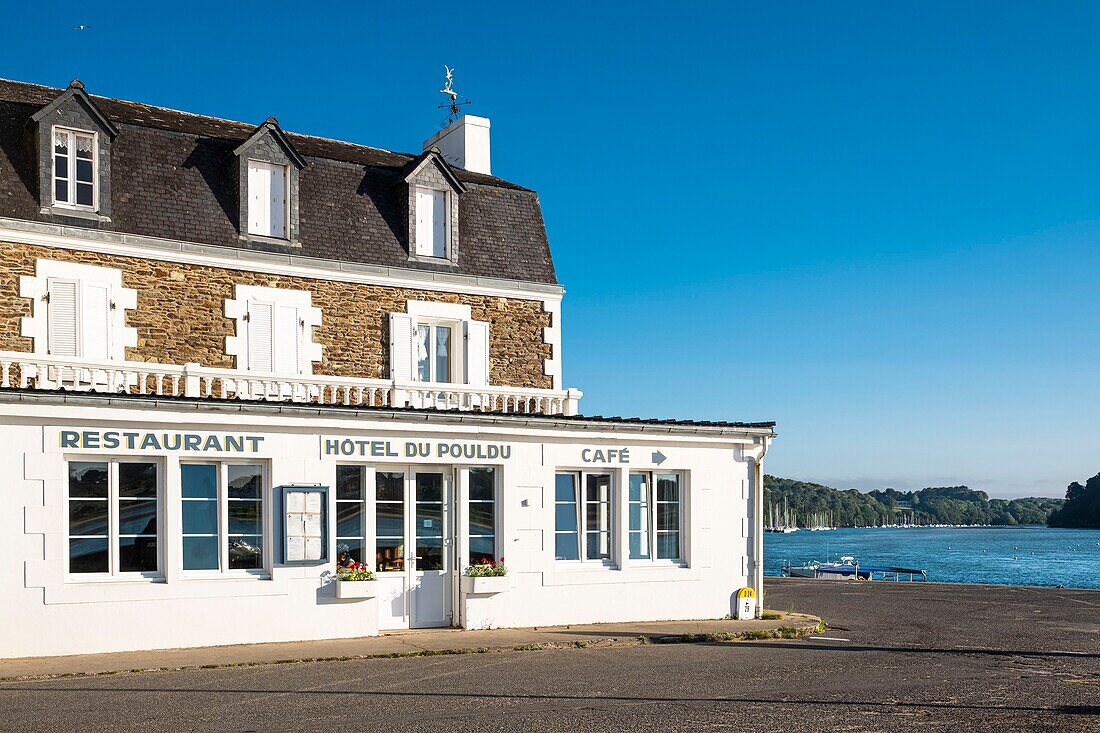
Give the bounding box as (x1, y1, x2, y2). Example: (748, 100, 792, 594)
(422, 115, 491, 176)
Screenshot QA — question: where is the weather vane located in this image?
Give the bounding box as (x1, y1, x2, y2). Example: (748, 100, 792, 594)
(437, 65, 471, 127)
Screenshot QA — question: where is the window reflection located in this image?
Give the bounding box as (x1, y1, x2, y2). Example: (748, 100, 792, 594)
(375, 471, 405, 571)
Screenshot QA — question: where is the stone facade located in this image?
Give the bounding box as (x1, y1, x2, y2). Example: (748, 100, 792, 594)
(0, 241, 552, 389)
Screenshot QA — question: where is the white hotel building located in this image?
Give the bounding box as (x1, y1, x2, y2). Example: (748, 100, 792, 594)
(0, 78, 774, 658)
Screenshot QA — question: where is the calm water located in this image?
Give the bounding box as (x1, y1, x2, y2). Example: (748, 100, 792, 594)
(764, 525, 1100, 589)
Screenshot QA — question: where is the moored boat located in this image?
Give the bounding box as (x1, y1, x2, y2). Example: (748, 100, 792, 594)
(780, 556, 927, 582)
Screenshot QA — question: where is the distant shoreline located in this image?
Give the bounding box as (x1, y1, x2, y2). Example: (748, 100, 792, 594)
(767, 523, 1071, 531)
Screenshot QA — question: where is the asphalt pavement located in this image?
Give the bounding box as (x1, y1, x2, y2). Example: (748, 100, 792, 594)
(1, 578, 1096, 732)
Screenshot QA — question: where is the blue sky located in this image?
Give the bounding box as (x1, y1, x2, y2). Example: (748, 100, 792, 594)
(4, 2, 1099, 498)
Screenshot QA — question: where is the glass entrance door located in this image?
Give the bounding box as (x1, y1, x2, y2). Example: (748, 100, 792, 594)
(410, 470, 451, 628)
(373, 467, 452, 629)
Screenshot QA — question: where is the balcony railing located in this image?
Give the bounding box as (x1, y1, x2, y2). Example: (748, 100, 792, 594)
(0, 352, 582, 416)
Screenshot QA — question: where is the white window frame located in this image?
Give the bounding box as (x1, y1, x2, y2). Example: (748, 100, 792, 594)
(52, 126, 98, 211)
(554, 470, 616, 566)
(224, 284, 322, 376)
(415, 318, 459, 384)
(628, 471, 686, 565)
(467, 466, 498, 565)
(64, 458, 163, 581)
(335, 464, 368, 566)
(180, 461, 269, 579)
(414, 186, 449, 259)
(19, 259, 137, 361)
(246, 159, 290, 239)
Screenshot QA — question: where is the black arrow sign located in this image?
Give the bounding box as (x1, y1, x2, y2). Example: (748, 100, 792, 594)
(652, 450, 667, 465)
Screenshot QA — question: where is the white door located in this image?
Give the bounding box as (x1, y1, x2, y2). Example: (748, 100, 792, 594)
(410, 469, 452, 628)
(374, 467, 453, 630)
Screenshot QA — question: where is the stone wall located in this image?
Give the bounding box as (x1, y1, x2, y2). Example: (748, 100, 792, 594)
(0, 241, 552, 388)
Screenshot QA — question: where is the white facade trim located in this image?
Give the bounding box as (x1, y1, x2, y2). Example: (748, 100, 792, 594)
(0, 219, 564, 303)
(225, 284, 322, 375)
(541, 298, 563, 389)
(18, 258, 137, 360)
(405, 300, 472, 322)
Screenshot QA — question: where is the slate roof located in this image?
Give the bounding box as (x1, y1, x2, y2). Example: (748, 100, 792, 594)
(0, 78, 558, 285)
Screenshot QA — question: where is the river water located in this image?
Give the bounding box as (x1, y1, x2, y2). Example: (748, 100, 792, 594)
(763, 525, 1100, 589)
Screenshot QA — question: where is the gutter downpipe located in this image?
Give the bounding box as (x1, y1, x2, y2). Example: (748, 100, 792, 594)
(751, 434, 771, 618)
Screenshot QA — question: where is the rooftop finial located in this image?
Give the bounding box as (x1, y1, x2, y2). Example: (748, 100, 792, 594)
(437, 65, 471, 127)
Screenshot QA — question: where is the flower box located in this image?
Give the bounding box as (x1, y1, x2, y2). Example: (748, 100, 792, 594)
(335, 579, 378, 599)
(461, 575, 510, 594)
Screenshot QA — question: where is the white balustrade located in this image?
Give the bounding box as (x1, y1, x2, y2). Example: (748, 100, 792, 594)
(0, 351, 582, 416)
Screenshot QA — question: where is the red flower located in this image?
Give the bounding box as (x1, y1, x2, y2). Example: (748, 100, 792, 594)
(499, 557, 505, 563)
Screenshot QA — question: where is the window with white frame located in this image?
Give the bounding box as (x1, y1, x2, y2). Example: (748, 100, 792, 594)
(375, 470, 406, 572)
(45, 277, 112, 359)
(67, 460, 159, 576)
(416, 321, 454, 383)
(468, 467, 496, 565)
(22, 259, 136, 363)
(335, 465, 366, 566)
(181, 462, 265, 572)
(225, 285, 321, 377)
(554, 471, 614, 562)
(389, 302, 489, 387)
(53, 128, 96, 209)
(247, 160, 288, 238)
(629, 472, 684, 562)
(246, 299, 302, 374)
(414, 187, 447, 258)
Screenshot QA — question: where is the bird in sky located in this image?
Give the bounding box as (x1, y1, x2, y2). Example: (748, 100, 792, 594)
(74, 25, 91, 31)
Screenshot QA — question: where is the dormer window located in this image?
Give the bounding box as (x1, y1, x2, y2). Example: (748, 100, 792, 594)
(402, 150, 465, 266)
(232, 117, 305, 247)
(31, 80, 117, 222)
(53, 128, 97, 209)
(246, 160, 288, 239)
(414, 187, 448, 258)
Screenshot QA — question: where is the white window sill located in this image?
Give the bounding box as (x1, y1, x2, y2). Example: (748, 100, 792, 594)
(407, 253, 457, 266)
(177, 571, 272, 582)
(240, 233, 298, 248)
(64, 573, 165, 585)
(40, 205, 110, 223)
(553, 560, 617, 571)
(544, 564, 700, 587)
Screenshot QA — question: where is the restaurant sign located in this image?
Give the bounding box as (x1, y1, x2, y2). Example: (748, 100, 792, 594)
(57, 429, 265, 453)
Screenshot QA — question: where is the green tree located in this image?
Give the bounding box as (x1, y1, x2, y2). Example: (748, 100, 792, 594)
(1048, 475, 1100, 529)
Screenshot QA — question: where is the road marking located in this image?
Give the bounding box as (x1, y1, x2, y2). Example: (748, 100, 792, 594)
(808, 636, 850, 642)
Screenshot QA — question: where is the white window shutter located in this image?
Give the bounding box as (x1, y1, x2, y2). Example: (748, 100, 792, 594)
(273, 305, 300, 375)
(415, 188, 433, 256)
(247, 301, 274, 372)
(46, 278, 79, 357)
(389, 313, 416, 382)
(431, 190, 447, 257)
(464, 319, 490, 387)
(247, 162, 269, 236)
(81, 282, 111, 361)
(269, 165, 286, 238)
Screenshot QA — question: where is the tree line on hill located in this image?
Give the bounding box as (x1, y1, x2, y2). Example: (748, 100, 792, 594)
(763, 476, 1064, 528)
(1047, 473, 1100, 528)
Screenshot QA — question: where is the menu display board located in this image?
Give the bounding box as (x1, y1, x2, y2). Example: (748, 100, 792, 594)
(281, 486, 328, 565)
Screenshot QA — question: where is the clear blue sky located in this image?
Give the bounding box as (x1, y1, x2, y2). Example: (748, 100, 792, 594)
(5, 2, 1099, 498)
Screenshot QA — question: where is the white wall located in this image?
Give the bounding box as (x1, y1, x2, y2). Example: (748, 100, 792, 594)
(0, 400, 758, 658)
